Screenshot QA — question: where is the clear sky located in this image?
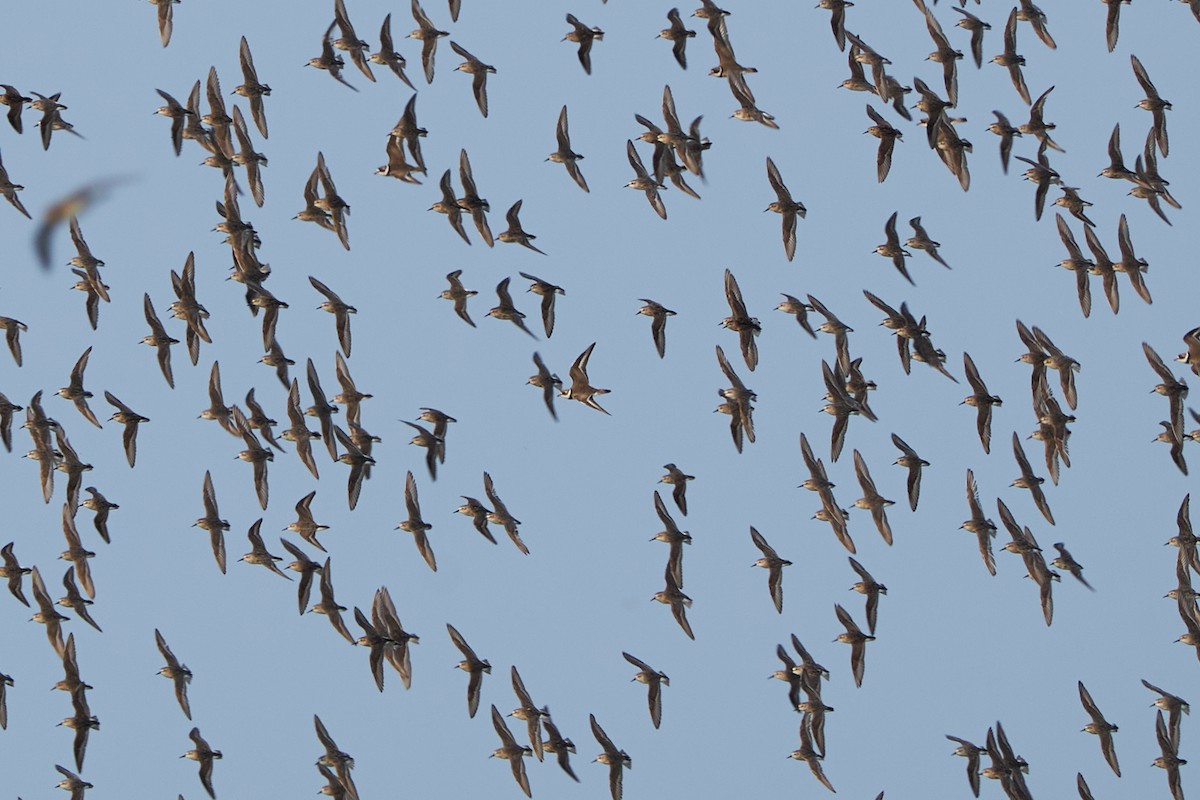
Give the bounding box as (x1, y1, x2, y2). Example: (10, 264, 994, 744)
(0, 1, 1196, 798)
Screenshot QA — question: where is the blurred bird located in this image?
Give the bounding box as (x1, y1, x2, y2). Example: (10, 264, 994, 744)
(34, 179, 126, 269)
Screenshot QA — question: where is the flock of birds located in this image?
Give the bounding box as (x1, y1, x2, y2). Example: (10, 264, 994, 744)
(1, 0, 1199, 798)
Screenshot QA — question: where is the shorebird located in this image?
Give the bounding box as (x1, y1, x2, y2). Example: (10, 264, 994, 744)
(659, 8, 696, 68)
(889, 433, 928, 512)
(155, 628, 193, 720)
(308, 21, 356, 91)
(181, 726, 221, 799)
(314, 714, 359, 800)
(833, 603, 873, 687)
(1078, 681, 1121, 776)
(946, 734, 985, 797)
(497, 200, 546, 255)
(447, 623, 490, 718)
(281, 538, 322, 615)
(765, 157, 805, 261)
(818, 0, 852, 51)
(721, 269, 761, 372)
(484, 471, 529, 555)
(234, 36, 270, 137)
(0, 148, 29, 218)
(771, 642, 807, 712)
(55, 764, 93, 800)
(233, 409, 272, 510)
(397, 471, 437, 571)
(847, 556, 887, 635)
(450, 41, 495, 117)
(659, 463, 693, 515)
(510, 666, 548, 762)
(790, 713, 836, 793)
(0, 541, 31, 606)
(193, 471, 229, 574)
(1142, 679, 1189, 747)
(561, 342, 611, 414)
(590, 714, 632, 800)
(409, 0, 448, 84)
(57, 566, 100, 631)
(1152, 709, 1186, 800)
(1051, 543, 1093, 590)
(490, 704, 533, 798)
(542, 711, 580, 782)
(440, 270, 477, 327)
(874, 211, 914, 284)
(1011, 432, 1055, 525)
(239, 519, 290, 580)
(518, 272, 564, 339)
(0, 85, 31, 134)
(454, 150, 493, 246)
(625, 139, 667, 220)
(623, 652, 669, 729)
(30, 565, 68, 657)
(527, 352, 561, 421)
(750, 526, 791, 613)
(548, 104, 589, 192)
(141, 294, 178, 387)
(488, 277, 537, 339)
(652, 562, 694, 640)
(1016, 0, 1057, 49)
(716, 345, 756, 451)
(961, 470, 997, 576)
(370, 13, 415, 89)
(864, 104, 901, 182)
(638, 300, 676, 359)
(564, 14, 604, 74)
(652, 490, 691, 589)
(309, 557, 355, 645)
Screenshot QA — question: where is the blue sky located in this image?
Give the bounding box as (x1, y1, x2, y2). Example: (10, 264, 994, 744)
(0, 1, 1197, 798)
